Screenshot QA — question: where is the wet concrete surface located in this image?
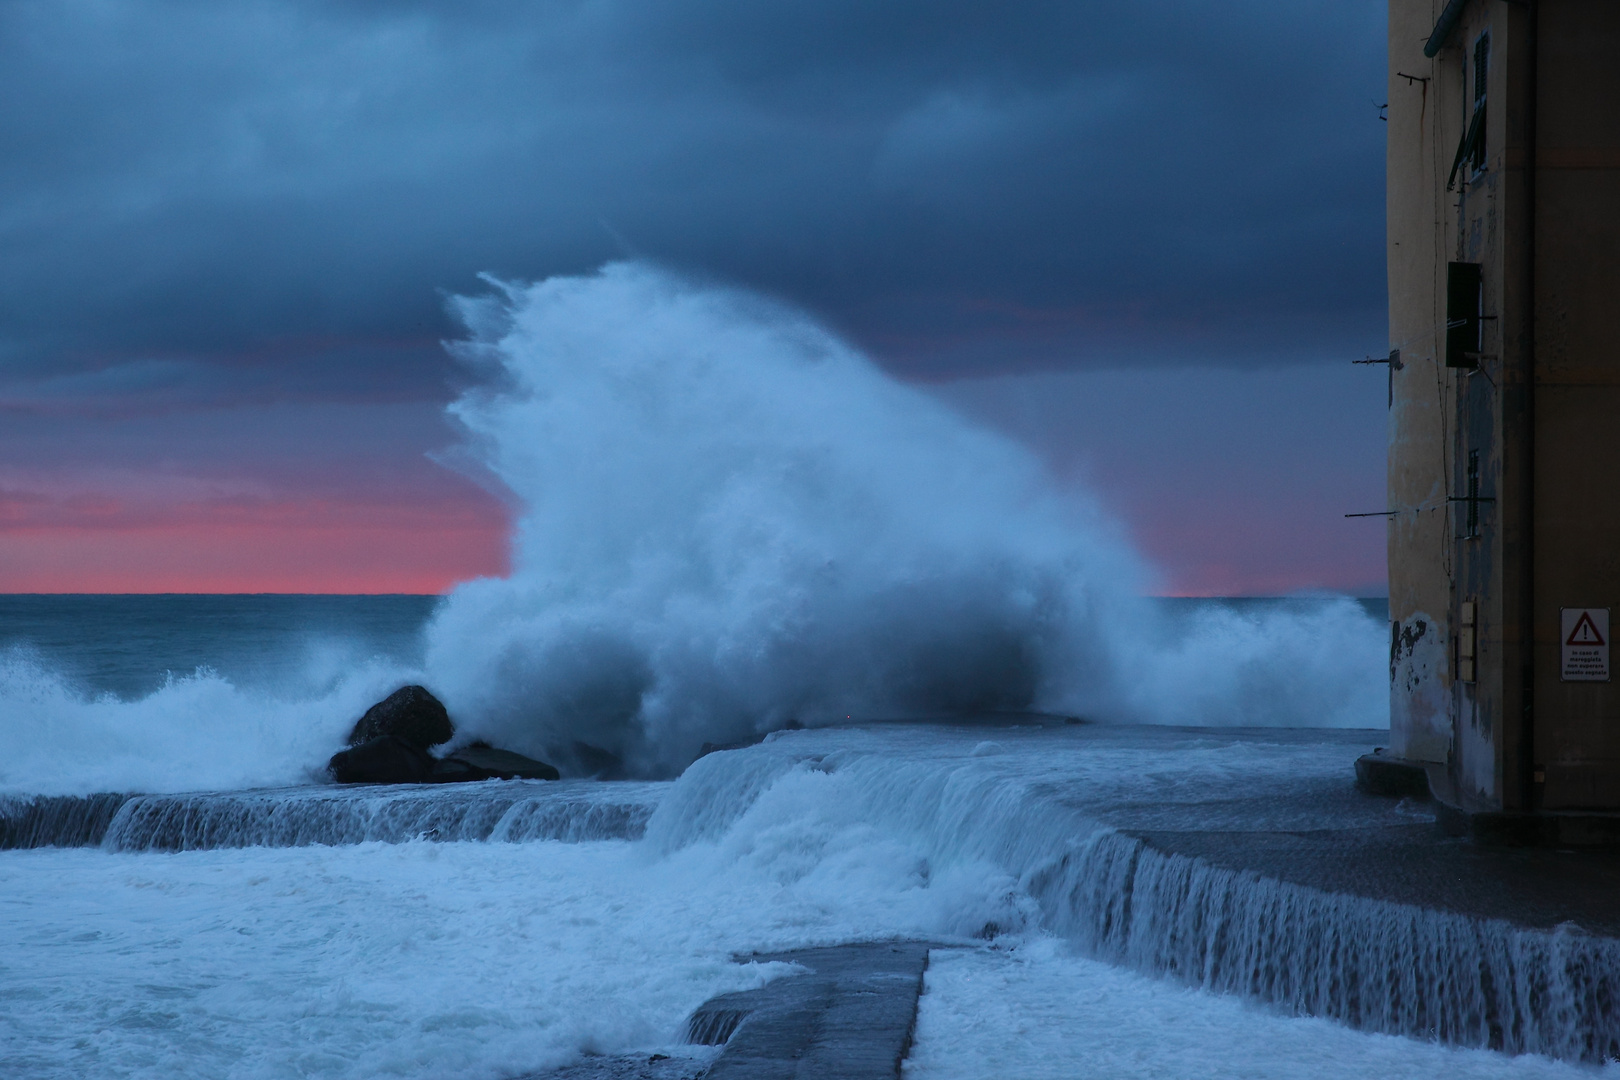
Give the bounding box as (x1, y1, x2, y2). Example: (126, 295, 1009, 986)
(521, 724, 1620, 1077)
(693, 942, 930, 1080)
(523, 942, 931, 1080)
(528, 1052, 717, 1080)
(1114, 777, 1620, 936)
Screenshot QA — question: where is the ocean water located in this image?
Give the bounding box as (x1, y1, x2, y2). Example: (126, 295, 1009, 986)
(0, 594, 439, 700)
(0, 271, 1393, 801)
(0, 264, 1459, 1077)
(2, 716, 1613, 1080)
(0, 589, 1389, 796)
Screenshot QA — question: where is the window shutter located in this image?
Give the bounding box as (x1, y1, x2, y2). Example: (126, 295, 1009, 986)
(1447, 107, 1485, 191)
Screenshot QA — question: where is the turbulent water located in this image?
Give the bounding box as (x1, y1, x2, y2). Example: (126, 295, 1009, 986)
(424, 265, 1385, 774)
(0, 264, 1386, 798)
(0, 594, 436, 796)
(0, 263, 1472, 1078)
(3, 725, 1616, 1080)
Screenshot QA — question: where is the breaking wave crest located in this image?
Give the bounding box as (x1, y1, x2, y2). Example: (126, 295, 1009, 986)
(0, 646, 412, 796)
(0, 262, 1387, 795)
(419, 263, 1384, 775)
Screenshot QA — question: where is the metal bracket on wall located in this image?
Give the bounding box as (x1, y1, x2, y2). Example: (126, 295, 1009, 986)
(1354, 350, 1403, 408)
(1353, 350, 1403, 367)
(1450, 494, 1496, 540)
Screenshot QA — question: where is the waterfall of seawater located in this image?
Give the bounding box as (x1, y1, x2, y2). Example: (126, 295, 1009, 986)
(0, 782, 658, 852)
(646, 734, 1620, 1063)
(0, 792, 132, 848)
(8, 729, 1615, 1060)
(1048, 833, 1620, 1060)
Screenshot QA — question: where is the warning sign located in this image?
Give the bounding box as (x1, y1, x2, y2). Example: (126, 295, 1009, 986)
(1561, 608, 1610, 682)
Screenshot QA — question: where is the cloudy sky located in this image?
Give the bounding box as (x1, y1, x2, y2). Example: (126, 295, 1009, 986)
(0, 0, 1389, 594)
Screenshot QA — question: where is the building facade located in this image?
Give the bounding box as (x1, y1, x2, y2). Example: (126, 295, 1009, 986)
(1387, 0, 1620, 815)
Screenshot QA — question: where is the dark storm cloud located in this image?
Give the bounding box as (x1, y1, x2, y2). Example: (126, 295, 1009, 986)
(0, 0, 1386, 402)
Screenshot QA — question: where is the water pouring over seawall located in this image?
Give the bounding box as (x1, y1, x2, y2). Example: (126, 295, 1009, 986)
(9, 263, 1532, 1072)
(7, 722, 1618, 1061)
(1052, 834, 1620, 1060)
(0, 781, 660, 852)
(0, 792, 132, 849)
(644, 725, 1620, 1062)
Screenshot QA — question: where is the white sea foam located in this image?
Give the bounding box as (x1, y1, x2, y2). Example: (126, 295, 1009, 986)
(906, 942, 1602, 1080)
(0, 646, 411, 796)
(2, 728, 1606, 1079)
(1128, 598, 1388, 727)
(1, 261, 1387, 795)
(419, 263, 1387, 775)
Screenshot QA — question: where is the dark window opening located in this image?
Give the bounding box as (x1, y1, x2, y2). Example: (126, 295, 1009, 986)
(1446, 261, 1482, 367)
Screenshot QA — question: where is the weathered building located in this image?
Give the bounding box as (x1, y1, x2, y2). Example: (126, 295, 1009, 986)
(1386, 0, 1620, 826)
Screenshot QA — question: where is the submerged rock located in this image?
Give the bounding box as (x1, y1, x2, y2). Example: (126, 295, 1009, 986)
(327, 737, 560, 786)
(330, 688, 559, 784)
(347, 685, 454, 749)
(427, 756, 487, 784)
(328, 735, 434, 784)
(444, 743, 561, 782)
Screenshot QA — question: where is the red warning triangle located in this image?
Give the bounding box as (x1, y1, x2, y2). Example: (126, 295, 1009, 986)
(1567, 611, 1607, 647)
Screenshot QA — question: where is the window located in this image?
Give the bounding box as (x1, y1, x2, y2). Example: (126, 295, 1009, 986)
(1446, 32, 1489, 189)
(1471, 32, 1489, 173)
(1446, 261, 1482, 367)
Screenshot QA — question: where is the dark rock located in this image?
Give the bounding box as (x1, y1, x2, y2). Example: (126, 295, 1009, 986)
(328, 736, 435, 784)
(444, 743, 560, 781)
(427, 756, 488, 784)
(348, 685, 454, 749)
(328, 729, 560, 787)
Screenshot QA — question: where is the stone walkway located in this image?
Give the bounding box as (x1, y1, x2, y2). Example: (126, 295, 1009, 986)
(527, 941, 932, 1080)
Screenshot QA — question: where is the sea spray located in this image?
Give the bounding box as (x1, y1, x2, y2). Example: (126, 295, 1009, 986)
(1129, 598, 1388, 727)
(0, 263, 1387, 797)
(0, 647, 415, 796)
(423, 262, 1385, 775)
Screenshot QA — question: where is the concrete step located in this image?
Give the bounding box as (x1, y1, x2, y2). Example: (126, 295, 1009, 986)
(688, 941, 931, 1080)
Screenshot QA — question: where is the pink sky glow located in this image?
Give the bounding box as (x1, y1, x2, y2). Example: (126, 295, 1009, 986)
(0, 365, 1386, 597)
